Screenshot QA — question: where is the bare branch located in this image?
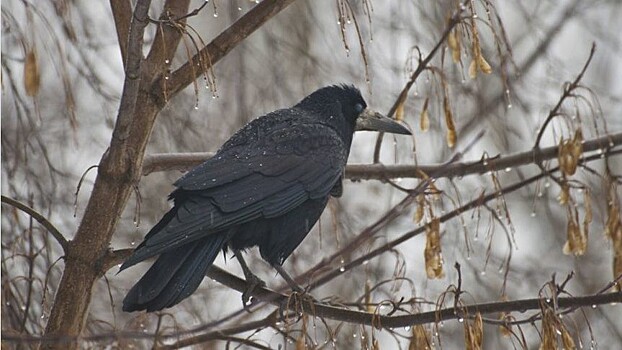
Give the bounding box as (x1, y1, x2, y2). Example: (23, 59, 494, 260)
(142, 132, 622, 179)
(162, 0, 297, 98)
(107, 0, 152, 157)
(109, 0, 132, 68)
(534, 43, 597, 147)
(1, 195, 68, 253)
(373, 1, 467, 162)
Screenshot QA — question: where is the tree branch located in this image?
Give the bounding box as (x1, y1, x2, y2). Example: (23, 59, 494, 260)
(1, 195, 69, 253)
(534, 43, 596, 147)
(141, 132, 622, 179)
(109, 0, 132, 68)
(161, 0, 297, 98)
(108, 0, 152, 157)
(373, 1, 467, 162)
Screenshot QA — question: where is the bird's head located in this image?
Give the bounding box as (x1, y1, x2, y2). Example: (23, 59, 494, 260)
(296, 84, 411, 136)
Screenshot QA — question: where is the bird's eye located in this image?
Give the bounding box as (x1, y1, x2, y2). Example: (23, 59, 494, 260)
(354, 103, 364, 113)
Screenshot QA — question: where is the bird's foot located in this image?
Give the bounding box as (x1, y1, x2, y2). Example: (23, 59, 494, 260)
(278, 289, 321, 320)
(241, 274, 266, 309)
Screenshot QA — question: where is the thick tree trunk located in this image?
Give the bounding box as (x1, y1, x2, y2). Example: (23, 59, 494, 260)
(41, 94, 161, 349)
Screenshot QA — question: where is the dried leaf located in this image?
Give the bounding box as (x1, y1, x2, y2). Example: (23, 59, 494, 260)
(561, 326, 576, 350)
(605, 200, 620, 240)
(424, 218, 444, 278)
(415, 194, 425, 223)
(463, 313, 483, 350)
(296, 315, 308, 350)
(24, 50, 40, 96)
(558, 183, 570, 205)
(498, 295, 512, 337)
(396, 95, 407, 121)
(443, 96, 456, 148)
(612, 217, 622, 292)
(365, 281, 375, 313)
(472, 313, 483, 349)
(448, 29, 461, 63)
(584, 189, 592, 224)
(409, 325, 432, 350)
(558, 129, 584, 176)
(420, 98, 430, 132)
(477, 54, 492, 74)
(468, 60, 478, 79)
(563, 209, 586, 256)
(539, 309, 557, 350)
(295, 333, 306, 350)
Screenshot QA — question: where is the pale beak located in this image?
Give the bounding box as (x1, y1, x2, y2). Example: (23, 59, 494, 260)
(355, 108, 411, 135)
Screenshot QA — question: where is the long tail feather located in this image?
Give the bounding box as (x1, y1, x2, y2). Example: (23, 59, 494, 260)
(122, 233, 227, 312)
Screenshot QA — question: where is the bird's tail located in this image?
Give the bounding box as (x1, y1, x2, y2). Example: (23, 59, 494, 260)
(122, 233, 227, 312)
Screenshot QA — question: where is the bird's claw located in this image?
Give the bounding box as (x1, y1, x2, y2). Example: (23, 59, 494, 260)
(278, 289, 320, 320)
(241, 274, 266, 310)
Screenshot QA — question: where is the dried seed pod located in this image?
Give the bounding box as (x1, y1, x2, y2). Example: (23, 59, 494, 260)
(415, 194, 426, 223)
(563, 208, 587, 256)
(468, 60, 478, 79)
(396, 95, 406, 122)
(424, 218, 444, 278)
(448, 29, 461, 63)
(558, 130, 583, 176)
(463, 313, 483, 350)
(443, 96, 457, 148)
(584, 189, 593, 224)
(420, 98, 430, 132)
(605, 200, 620, 240)
(409, 325, 432, 350)
(561, 325, 576, 350)
(24, 50, 40, 97)
(365, 280, 375, 313)
(498, 295, 512, 337)
(539, 309, 558, 350)
(558, 183, 570, 205)
(477, 54, 492, 74)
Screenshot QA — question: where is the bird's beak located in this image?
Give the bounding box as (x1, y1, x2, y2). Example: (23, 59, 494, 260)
(355, 108, 412, 135)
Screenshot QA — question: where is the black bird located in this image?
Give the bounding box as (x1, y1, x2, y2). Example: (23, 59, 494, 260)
(121, 85, 411, 312)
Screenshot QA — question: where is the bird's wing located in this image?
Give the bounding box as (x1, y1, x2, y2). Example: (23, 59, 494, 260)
(135, 123, 346, 257)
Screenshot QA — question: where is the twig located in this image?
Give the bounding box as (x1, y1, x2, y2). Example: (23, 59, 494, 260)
(372, 1, 467, 162)
(533, 43, 596, 147)
(162, 0, 298, 98)
(1, 195, 69, 253)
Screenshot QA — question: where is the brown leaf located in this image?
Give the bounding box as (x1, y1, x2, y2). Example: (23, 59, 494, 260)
(563, 208, 586, 256)
(409, 325, 432, 350)
(468, 60, 478, 79)
(443, 96, 456, 148)
(396, 94, 407, 121)
(448, 29, 461, 63)
(477, 54, 492, 74)
(424, 218, 444, 278)
(24, 50, 40, 96)
(415, 194, 425, 223)
(464, 313, 483, 350)
(420, 98, 430, 132)
(539, 309, 557, 350)
(558, 183, 570, 205)
(561, 326, 576, 350)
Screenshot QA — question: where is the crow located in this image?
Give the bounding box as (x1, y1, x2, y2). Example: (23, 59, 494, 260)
(121, 84, 411, 312)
